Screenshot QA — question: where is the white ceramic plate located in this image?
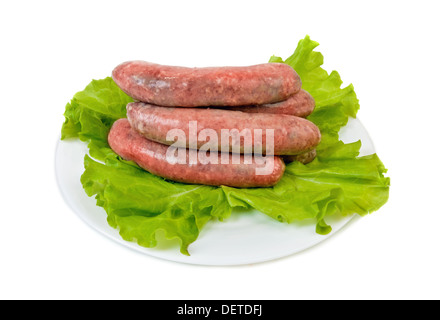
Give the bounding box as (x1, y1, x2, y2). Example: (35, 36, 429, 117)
(55, 117, 375, 266)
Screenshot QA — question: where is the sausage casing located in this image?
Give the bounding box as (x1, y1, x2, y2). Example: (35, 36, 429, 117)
(283, 149, 317, 164)
(126, 102, 321, 156)
(226, 89, 315, 118)
(108, 119, 286, 188)
(112, 61, 301, 107)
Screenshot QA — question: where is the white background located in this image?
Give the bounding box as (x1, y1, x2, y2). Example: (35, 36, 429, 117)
(1, 0, 439, 300)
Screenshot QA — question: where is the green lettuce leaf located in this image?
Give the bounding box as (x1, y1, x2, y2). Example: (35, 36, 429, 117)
(61, 35, 390, 254)
(271, 35, 360, 149)
(81, 153, 231, 255)
(61, 78, 134, 161)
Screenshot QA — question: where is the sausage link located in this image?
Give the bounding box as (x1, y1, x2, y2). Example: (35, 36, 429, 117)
(225, 89, 315, 118)
(126, 102, 321, 156)
(108, 119, 286, 188)
(112, 61, 301, 107)
(283, 149, 317, 164)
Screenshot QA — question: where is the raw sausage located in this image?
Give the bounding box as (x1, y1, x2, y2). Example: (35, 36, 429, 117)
(226, 89, 315, 118)
(127, 102, 320, 155)
(108, 119, 286, 188)
(126, 102, 321, 156)
(112, 61, 301, 107)
(283, 149, 317, 164)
